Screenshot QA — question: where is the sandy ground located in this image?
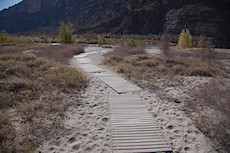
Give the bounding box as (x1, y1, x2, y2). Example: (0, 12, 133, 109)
(37, 45, 216, 153)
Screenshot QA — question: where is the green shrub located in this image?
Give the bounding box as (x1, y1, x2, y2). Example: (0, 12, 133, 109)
(59, 21, 76, 43)
(0, 30, 12, 43)
(125, 38, 137, 47)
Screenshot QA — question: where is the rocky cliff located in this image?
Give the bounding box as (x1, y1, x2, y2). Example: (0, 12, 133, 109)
(0, 0, 230, 47)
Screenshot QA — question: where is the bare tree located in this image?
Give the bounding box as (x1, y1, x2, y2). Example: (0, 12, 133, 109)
(160, 32, 171, 56)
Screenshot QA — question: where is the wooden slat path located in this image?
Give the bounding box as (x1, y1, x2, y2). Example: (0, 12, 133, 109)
(109, 95, 172, 153)
(73, 55, 141, 93)
(94, 72, 141, 93)
(72, 51, 172, 152)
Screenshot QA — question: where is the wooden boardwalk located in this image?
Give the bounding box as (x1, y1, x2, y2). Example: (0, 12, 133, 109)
(109, 95, 172, 153)
(72, 52, 172, 153)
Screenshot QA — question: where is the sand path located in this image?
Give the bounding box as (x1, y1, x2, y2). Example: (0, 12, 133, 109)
(37, 45, 216, 153)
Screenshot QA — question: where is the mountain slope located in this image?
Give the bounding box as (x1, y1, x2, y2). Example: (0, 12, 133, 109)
(80, 0, 230, 48)
(0, 0, 230, 47)
(0, 0, 127, 34)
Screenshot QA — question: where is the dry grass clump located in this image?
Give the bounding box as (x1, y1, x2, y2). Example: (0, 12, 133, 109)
(0, 113, 16, 153)
(103, 54, 228, 89)
(0, 43, 87, 64)
(0, 54, 88, 152)
(186, 79, 230, 152)
(0, 43, 48, 54)
(105, 46, 146, 57)
(34, 44, 87, 64)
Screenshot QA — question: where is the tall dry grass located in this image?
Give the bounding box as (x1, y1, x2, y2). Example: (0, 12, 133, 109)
(105, 46, 146, 57)
(103, 54, 228, 89)
(0, 54, 88, 152)
(34, 44, 87, 64)
(186, 79, 230, 152)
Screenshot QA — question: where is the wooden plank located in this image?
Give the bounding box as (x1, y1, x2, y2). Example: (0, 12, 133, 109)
(113, 142, 170, 148)
(113, 144, 171, 150)
(112, 139, 168, 144)
(113, 148, 172, 153)
(112, 136, 165, 141)
(107, 84, 172, 152)
(111, 128, 161, 132)
(111, 130, 162, 134)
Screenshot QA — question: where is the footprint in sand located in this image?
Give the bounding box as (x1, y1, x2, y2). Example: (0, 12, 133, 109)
(174, 130, 180, 134)
(102, 117, 108, 122)
(167, 125, 174, 130)
(72, 144, 80, 150)
(68, 137, 76, 144)
(184, 147, 191, 151)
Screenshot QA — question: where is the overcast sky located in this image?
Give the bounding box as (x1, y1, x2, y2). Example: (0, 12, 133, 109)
(0, 0, 22, 11)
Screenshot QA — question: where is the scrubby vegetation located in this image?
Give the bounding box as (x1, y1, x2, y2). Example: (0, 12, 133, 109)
(0, 54, 88, 152)
(160, 32, 171, 56)
(197, 35, 215, 49)
(0, 30, 13, 43)
(59, 21, 76, 43)
(187, 79, 230, 152)
(103, 54, 228, 89)
(105, 46, 146, 57)
(34, 44, 87, 64)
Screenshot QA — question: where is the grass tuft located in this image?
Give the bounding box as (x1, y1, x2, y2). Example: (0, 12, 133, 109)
(105, 46, 146, 57)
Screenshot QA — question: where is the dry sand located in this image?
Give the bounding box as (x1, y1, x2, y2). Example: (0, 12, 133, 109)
(37, 45, 216, 153)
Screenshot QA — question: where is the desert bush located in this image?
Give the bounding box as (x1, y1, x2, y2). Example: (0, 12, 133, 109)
(197, 35, 214, 49)
(103, 56, 123, 66)
(195, 35, 216, 61)
(178, 28, 192, 49)
(34, 44, 86, 64)
(105, 47, 146, 57)
(97, 35, 104, 46)
(115, 63, 130, 74)
(40, 35, 49, 43)
(125, 38, 137, 47)
(59, 21, 76, 43)
(0, 30, 12, 43)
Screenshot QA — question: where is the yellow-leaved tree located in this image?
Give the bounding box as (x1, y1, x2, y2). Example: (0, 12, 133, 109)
(97, 35, 103, 46)
(177, 28, 192, 49)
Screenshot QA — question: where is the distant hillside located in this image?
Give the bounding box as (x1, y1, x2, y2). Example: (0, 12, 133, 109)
(80, 0, 230, 48)
(0, 0, 127, 34)
(0, 0, 230, 47)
